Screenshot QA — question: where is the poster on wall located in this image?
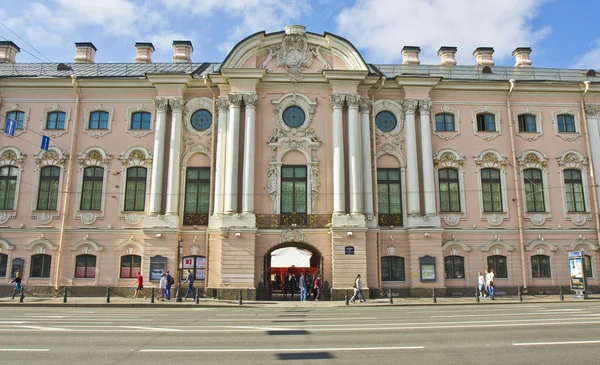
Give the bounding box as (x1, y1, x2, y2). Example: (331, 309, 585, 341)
(568, 251, 586, 291)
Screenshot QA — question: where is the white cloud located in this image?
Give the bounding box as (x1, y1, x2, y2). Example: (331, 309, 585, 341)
(572, 38, 600, 69)
(336, 0, 551, 65)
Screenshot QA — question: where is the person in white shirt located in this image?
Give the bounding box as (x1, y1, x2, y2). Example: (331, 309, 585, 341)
(158, 273, 167, 301)
(487, 269, 496, 300)
(350, 274, 366, 303)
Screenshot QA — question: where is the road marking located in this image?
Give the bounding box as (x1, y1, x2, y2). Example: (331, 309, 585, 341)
(407, 306, 542, 313)
(121, 326, 181, 331)
(140, 346, 424, 353)
(430, 312, 589, 318)
(534, 309, 585, 312)
(16, 325, 70, 331)
(0, 321, 25, 324)
(207, 317, 377, 322)
(0, 349, 49, 352)
(513, 340, 600, 346)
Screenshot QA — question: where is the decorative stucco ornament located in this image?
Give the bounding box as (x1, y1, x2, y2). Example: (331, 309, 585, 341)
(279, 228, 306, 244)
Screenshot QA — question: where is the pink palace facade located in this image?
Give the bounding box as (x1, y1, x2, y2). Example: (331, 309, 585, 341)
(1, 25, 600, 299)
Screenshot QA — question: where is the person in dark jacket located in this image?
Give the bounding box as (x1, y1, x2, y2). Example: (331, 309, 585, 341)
(11, 270, 22, 299)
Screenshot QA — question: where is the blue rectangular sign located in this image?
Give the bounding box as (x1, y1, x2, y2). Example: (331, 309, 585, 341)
(4, 118, 16, 136)
(41, 135, 50, 151)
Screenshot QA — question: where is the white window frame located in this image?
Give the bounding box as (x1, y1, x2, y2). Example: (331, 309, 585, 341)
(373, 99, 404, 137)
(31, 147, 68, 225)
(83, 105, 114, 138)
(0, 147, 25, 224)
(183, 97, 214, 136)
(432, 105, 460, 140)
(272, 92, 317, 134)
(1, 104, 30, 137)
(433, 149, 466, 227)
(474, 150, 509, 226)
(40, 104, 71, 138)
(472, 107, 502, 140)
(376, 143, 408, 227)
(118, 147, 153, 224)
(74, 147, 112, 225)
(514, 107, 543, 141)
(556, 150, 591, 226)
(125, 104, 155, 137)
(552, 109, 581, 141)
(517, 150, 551, 226)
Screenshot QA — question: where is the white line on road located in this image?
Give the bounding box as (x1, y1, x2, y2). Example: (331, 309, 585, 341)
(207, 317, 378, 322)
(430, 312, 589, 318)
(533, 309, 585, 312)
(121, 326, 181, 331)
(513, 340, 600, 346)
(140, 346, 424, 353)
(0, 349, 49, 352)
(407, 306, 542, 314)
(16, 325, 70, 331)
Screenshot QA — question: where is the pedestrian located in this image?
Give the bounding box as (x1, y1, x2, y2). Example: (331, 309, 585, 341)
(158, 273, 167, 301)
(477, 272, 486, 298)
(484, 269, 490, 296)
(165, 270, 173, 300)
(182, 270, 195, 300)
(10, 270, 22, 300)
(350, 274, 366, 303)
(313, 274, 323, 301)
(299, 273, 307, 301)
(488, 269, 496, 300)
(133, 272, 145, 299)
(288, 274, 297, 301)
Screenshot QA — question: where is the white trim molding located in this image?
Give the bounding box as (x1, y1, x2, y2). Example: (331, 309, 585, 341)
(517, 150, 551, 226)
(552, 108, 582, 142)
(125, 104, 155, 138)
(471, 107, 502, 141)
(432, 105, 460, 140)
(114, 237, 144, 253)
(442, 239, 472, 253)
(433, 149, 466, 226)
(374, 99, 404, 137)
(474, 150, 509, 226)
(375, 144, 408, 227)
(1, 103, 30, 137)
(179, 144, 211, 218)
(569, 238, 599, 251)
(0, 146, 26, 224)
(272, 92, 318, 134)
(183, 97, 214, 136)
(514, 107, 543, 141)
(82, 104, 114, 138)
(118, 146, 153, 224)
(70, 237, 104, 252)
(556, 150, 591, 225)
(31, 147, 69, 224)
(40, 104, 71, 138)
(525, 239, 557, 252)
(481, 238, 514, 252)
(0, 238, 15, 252)
(74, 147, 112, 225)
(25, 237, 58, 252)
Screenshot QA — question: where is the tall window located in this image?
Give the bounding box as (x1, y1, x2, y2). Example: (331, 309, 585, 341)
(182, 255, 207, 281)
(37, 166, 60, 210)
(531, 255, 551, 277)
(487, 255, 508, 279)
(6, 111, 25, 129)
(281, 166, 307, 214)
(88, 111, 109, 129)
(476, 113, 496, 132)
(46, 111, 66, 130)
(445, 256, 465, 279)
(481, 168, 502, 212)
(438, 168, 460, 212)
(30, 254, 51, 278)
(0, 166, 17, 210)
(564, 169, 585, 212)
(523, 168, 545, 212)
(584, 255, 593, 278)
(0, 253, 7, 277)
(377, 168, 402, 226)
(435, 113, 455, 131)
(381, 256, 405, 281)
(75, 254, 96, 278)
(81, 167, 104, 211)
(131, 111, 151, 130)
(120, 254, 141, 278)
(184, 167, 210, 215)
(124, 167, 147, 211)
(557, 114, 576, 133)
(518, 114, 537, 132)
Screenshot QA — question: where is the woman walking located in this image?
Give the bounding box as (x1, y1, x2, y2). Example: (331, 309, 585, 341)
(477, 272, 486, 298)
(350, 274, 366, 303)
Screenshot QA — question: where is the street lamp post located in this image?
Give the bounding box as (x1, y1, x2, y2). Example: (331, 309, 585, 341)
(176, 239, 183, 302)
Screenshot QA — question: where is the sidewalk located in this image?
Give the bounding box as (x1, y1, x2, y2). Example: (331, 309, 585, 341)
(1, 293, 598, 308)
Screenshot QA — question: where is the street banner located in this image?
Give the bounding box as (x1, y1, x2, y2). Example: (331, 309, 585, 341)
(41, 135, 50, 151)
(4, 117, 16, 136)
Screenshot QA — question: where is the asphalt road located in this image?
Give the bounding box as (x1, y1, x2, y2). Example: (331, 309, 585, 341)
(0, 302, 599, 365)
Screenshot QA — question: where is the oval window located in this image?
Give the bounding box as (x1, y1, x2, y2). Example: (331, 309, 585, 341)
(376, 111, 397, 132)
(191, 109, 212, 131)
(282, 106, 305, 128)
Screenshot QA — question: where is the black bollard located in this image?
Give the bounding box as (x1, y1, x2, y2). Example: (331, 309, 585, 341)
(433, 288, 437, 304)
(559, 286, 564, 301)
(63, 286, 68, 303)
(388, 288, 393, 304)
(19, 288, 24, 303)
(476, 286, 480, 303)
(195, 288, 200, 304)
(239, 289, 243, 305)
(106, 287, 110, 303)
(151, 287, 155, 304)
(518, 286, 523, 302)
(176, 284, 182, 303)
(345, 289, 349, 305)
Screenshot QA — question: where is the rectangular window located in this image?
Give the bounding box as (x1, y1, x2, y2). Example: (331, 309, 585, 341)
(75, 255, 96, 278)
(524, 169, 545, 212)
(557, 114, 576, 133)
(6, 111, 25, 129)
(280, 166, 307, 214)
(0, 166, 17, 210)
(381, 256, 405, 281)
(46, 112, 66, 130)
(564, 169, 585, 212)
(438, 168, 460, 212)
(37, 166, 60, 210)
(81, 167, 104, 211)
(518, 114, 537, 132)
(184, 167, 210, 214)
(481, 168, 502, 212)
(444, 256, 465, 279)
(124, 167, 147, 211)
(131, 112, 151, 130)
(435, 113, 455, 131)
(120, 255, 141, 278)
(30, 254, 51, 278)
(487, 255, 508, 279)
(377, 168, 403, 226)
(476, 113, 496, 132)
(531, 255, 551, 277)
(0, 254, 7, 277)
(89, 111, 109, 129)
(585, 255, 593, 278)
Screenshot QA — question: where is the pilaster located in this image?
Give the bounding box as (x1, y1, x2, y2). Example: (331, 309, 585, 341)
(419, 99, 439, 226)
(165, 98, 184, 221)
(585, 104, 600, 201)
(147, 97, 168, 217)
(360, 97, 376, 228)
(331, 93, 346, 216)
(404, 99, 420, 219)
(241, 93, 258, 218)
(223, 94, 242, 214)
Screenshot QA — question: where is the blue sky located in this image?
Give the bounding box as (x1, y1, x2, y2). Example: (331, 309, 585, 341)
(1, 0, 599, 69)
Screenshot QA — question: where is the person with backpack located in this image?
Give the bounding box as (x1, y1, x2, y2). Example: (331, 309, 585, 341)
(165, 270, 174, 300)
(350, 274, 366, 303)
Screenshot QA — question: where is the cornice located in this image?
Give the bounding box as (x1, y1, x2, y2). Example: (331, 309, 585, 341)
(395, 76, 441, 88)
(323, 69, 369, 81)
(146, 74, 192, 85)
(219, 68, 267, 79)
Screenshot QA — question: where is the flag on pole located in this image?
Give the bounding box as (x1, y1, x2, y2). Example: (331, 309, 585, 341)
(3, 118, 16, 136)
(41, 135, 50, 151)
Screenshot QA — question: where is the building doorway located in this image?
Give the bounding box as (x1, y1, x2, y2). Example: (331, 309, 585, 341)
(264, 243, 322, 301)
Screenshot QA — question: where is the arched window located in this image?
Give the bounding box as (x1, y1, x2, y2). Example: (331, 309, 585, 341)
(131, 111, 151, 130)
(476, 113, 496, 132)
(557, 114, 576, 133)
(6, 110, 25, 129)
(481, 168, 502, 212)
(531, 254, 551, 277)
(564, 169, 585, 212)
(75, 254, 96, 278)
(120, 254, 141, 278)
(518, 114, 537, 132)
(435, 113, 455, 132)
(30, 254, 51, 278)
(377, 168, 402, 226)
(37, 166, 60, 210)
(81, 166, 104, 211)
(444, 255, 465, 279)
(487, 255, 508, 279)
(124, 167, 147, 211)
(0, 166, 18, 210)
(88, 111, 109, 129)
(523, 168, 545, 212)
(381, 256, 405, 282)
(438, 168, 460, 212)
(0, 253, 7, 277)
(46, 111, 66, 130)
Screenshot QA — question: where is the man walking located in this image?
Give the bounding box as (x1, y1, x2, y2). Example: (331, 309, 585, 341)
(165, 270, 173, 300)
(133, 272, 144, 299)
(299, 273, 307, 301)
(182, 270, 195, 300)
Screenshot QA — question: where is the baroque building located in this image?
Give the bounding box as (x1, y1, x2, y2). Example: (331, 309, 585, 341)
(1, 25, 599, 299)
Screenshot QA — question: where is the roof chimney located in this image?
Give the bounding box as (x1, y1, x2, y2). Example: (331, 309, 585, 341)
(0, 41, 20, 64)
(74, 42, 97, 64)
(135, 42, 155, 63)
(512, 47, 532, 67)
(172, 40, 193, 63)
(402, 46, 421, 65)
(473, 47, 494, 66)
(438, 46, 457, 66)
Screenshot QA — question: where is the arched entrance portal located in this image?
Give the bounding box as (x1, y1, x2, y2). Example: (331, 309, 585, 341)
(264, 242, 322, 301)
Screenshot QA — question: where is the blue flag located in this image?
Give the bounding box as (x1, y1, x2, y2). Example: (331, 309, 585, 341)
(41, 135, 50, 151)
(4, 118, 16, 136)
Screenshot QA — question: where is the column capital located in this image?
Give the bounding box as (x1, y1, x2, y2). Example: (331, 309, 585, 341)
(169, 98, 185, 113)
(228, 94, 243, 107)
(346, 93, 361, 109)
(243, 93, 258, 109)
(216, 96, 229, 112)
(418, 99, 432, 115)
(404, 99, 418, 115)
(154, 97, 169, 113)
(359, 97, 372, 114)
(585, 104, 599, 118)
(330, 93, 345, 109)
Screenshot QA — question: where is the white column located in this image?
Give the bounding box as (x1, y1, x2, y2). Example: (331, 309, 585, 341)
(223, 94, 243, 214)
(347, 94, 363, 214)
(165, 98, 184, 215)
(149, 97, 168, 215)
(360, 97, 374, 218)
(419, 99, 436, 215)
(213, 97, 229, 215)
(586, 105, 600, 199)
(242, 93, 258, 213)
(404, 99, 420, 215)
(331, 93, 346, 214)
